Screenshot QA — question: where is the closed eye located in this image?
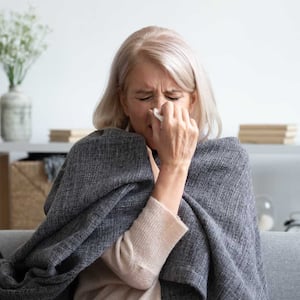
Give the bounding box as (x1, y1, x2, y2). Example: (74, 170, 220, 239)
(167, 96, 180, 101)
(137, 96, 152, 101)
(165, 90, 183, 101)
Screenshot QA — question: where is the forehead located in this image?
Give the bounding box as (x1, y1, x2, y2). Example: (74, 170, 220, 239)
(125, 59, 180, 91)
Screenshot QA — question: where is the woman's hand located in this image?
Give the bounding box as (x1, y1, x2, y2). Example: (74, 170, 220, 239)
(148, 102, 199, 215)
(149, 101, 199, 171)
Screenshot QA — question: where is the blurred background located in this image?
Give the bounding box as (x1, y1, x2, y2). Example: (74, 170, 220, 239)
(1, 0, 299, 142)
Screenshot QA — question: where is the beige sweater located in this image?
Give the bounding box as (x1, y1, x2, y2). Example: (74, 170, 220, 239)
(74, 196, 188, 300)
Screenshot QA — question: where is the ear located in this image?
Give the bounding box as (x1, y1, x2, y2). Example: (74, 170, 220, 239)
(120, 92, 129, 116)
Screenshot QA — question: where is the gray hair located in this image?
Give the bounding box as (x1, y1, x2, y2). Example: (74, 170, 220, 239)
(93, 26, 222, 140)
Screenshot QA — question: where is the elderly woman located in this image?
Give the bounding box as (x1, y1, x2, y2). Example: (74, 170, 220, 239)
(74, 26, 268, 299)
(0, 26, 268, 300)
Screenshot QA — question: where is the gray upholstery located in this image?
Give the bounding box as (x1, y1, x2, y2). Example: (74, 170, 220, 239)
(0, 230, 34, 258)
(0, 230, 299, 299)
(260, 231, 300, 300)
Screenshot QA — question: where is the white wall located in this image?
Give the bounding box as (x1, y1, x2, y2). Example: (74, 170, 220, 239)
(1, 0, 300, 142)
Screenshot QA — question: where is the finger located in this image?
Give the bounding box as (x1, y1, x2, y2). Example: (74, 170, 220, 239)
(181, 107, 190, 124)
(190, 118, 200, 139)
(190, 117, 198, 129)
(161, 101, 174, 124)
(174, 104, 183, 123)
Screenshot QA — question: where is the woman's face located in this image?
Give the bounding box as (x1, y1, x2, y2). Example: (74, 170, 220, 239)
(120, 59, 195, 149)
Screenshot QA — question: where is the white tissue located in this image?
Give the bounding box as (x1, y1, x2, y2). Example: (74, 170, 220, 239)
(153, 108, 164, 122)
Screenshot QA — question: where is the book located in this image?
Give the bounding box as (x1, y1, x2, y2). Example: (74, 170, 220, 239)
(239, 124, 298, 131)
(49, 128, 94, 143)
(49, 128, 94, 137)
(238, 135, 295, 144)
(49, 135, 84, 143)
(238, 130, 297, 138)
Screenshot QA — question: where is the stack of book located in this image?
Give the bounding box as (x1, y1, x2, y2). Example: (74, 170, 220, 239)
(238, 124, 298, 144)
(49, 129, 94, 143)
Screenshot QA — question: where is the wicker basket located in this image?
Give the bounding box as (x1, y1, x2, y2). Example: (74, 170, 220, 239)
(10, 161, 52, 229)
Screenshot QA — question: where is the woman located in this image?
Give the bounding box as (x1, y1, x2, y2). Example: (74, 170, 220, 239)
(0, 26, 268, 300)
(74, 26, 268, 299)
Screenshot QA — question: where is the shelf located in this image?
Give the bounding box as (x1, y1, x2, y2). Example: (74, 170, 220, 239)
(242, 144, 300, 155)
(0, 142, 73, 153)
(1, 141, 300, 155)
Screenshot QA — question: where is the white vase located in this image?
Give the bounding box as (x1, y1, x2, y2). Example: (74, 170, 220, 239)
(0, 86, 32, 141)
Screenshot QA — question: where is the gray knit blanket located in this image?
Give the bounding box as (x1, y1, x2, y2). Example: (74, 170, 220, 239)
(0, 128, 268, 299)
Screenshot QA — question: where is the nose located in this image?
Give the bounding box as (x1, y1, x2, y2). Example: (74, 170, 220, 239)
(152, 94, 167, 110)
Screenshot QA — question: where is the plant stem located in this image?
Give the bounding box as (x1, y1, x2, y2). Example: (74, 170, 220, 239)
(7, 65, 15, 89)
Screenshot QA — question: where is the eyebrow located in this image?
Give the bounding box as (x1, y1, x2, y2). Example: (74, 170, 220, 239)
(165, 89, 182, 93)
(133, 89, 182, 94)
(134, 90, 153, 94)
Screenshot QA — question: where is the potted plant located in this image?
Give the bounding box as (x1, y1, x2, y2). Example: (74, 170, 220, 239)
(0, 7, 50, 141)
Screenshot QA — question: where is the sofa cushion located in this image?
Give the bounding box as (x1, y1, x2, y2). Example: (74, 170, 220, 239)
(260, 231, 300, 300)
(1, 230, 300, 300)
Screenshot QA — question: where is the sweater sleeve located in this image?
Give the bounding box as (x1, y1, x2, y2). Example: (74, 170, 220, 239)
(101, 196, 188, 290)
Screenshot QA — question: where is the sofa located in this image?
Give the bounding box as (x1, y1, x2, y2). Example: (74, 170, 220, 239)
(0, 230, 299, 299)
